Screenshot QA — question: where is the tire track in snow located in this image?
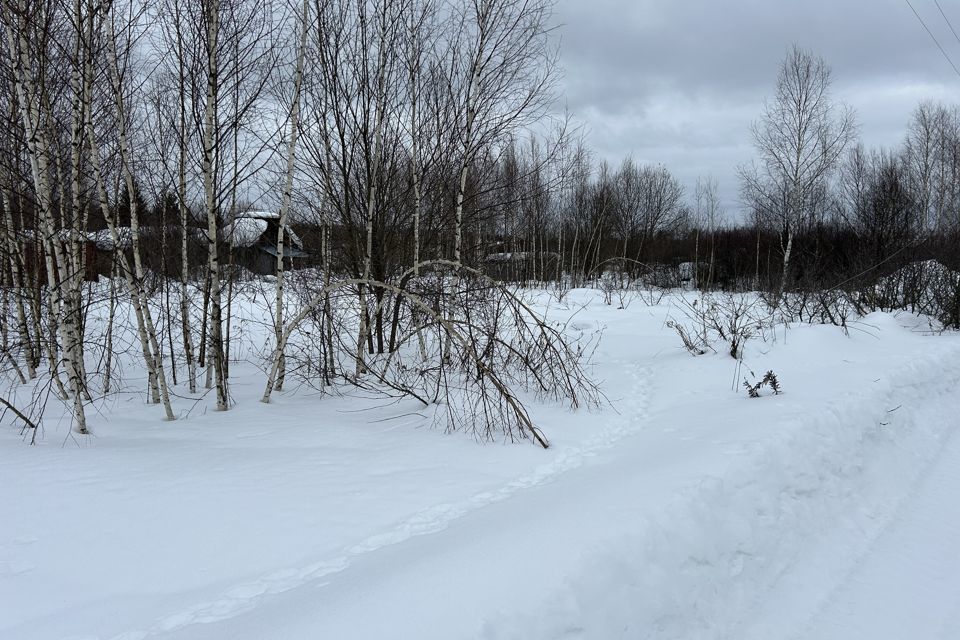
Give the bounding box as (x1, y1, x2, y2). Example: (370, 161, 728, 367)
(724, 346, 960, 640)
(938, 595, 960, 640)
(490, 344, 960, 640)
(111, 362, 653, 640)
(789, 409, 960, 640)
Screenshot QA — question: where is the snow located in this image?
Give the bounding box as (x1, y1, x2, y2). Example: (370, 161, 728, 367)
(223, 212, 303, 249)
(281, 225, 304, 251)
(742, 415, 960, 640)
(2, 288, 960, 639)
(240, 210, 281, 220)
(223, 216, 268, 247)
(485, 251, 536, 262)
(88, 227, 134, 250)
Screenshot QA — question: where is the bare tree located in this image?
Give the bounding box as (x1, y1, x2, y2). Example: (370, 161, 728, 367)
(192, 0, 280, 409)
(271, 0, 311, 391)
(1, 0, 89, 431)
(740, 45, 856, 299)
(103, 0, 176, 419)
(904, 101, 960, 234)
(444, 0, 558, 267)
(693, 175, 721, 289)
(840, 145, 918, 266)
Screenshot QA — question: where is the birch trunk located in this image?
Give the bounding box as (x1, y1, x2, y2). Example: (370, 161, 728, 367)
(83, 8, 164, 419)
(67, 2, 92, 402)
(169, 0, 197, 393)
(779, 228, 794, 300)
(104, 15, 175, 419)
(355, 12, 390, 377)
(3, 7, 84, 428)
(103, 260, 116, 393)
(202, 0, 228, 410)
(274, 0, 309, 392)
(408, 6, 423, 277)
(0, 187, 35, 378)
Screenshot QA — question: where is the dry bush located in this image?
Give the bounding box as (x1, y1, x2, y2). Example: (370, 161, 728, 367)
(867, 261, 960, 328)
(778, 290, 859, 331)
(667, 292, 771, 359)
(264, 262, 601, 448)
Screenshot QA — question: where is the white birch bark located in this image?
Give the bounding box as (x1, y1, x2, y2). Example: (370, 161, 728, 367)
(2, 4, 84, 427)
(174, 7, 197, 394)
(274, 0, 309, 392)
(87, 122, 165, 405)
(355, 9, 391, 377)
(103, 259, 116, 393)
(103, 14, 175, 420)
(0, 186, 35, 379)
(202, 0, 229, 410)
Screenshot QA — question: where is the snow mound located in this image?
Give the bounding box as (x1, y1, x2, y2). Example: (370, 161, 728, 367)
(223, 217, 268, 248)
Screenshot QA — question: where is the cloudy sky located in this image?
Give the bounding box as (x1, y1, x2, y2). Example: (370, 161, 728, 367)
(553, 0, 960, 218)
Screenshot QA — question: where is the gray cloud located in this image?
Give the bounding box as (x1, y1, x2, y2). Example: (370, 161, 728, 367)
(554, 0, 960, 216)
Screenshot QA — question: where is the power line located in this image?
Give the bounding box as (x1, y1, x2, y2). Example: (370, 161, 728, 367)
(934, 0, 960, 46)
(904, 0, 960, 80)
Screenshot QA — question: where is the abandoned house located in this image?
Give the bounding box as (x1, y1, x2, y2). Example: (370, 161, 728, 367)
(12, 229, 101, 284)
(223, 210, 308, 275)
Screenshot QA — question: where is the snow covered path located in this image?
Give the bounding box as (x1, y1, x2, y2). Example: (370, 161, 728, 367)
(109, 361, 656, 640)
(4, 291, 960, 640)
(736, 396, 960, 640)
(119, 319, 960, 640)
(794, 423, 960, 640)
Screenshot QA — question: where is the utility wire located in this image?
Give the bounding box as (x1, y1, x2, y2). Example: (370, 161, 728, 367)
(904, 0, 960, 79)
(934, 0, 960, 46)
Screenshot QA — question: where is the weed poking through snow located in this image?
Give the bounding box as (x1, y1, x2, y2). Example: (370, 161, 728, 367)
(744, 370, 782, 398)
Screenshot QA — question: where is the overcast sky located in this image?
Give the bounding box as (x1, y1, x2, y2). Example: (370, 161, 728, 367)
(554, 0, 960, 218)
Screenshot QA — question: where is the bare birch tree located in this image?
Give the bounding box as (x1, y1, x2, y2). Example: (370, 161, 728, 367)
(445, 0, 557, 268)
(1, 0, 88, 431)
(740, 45, 856, 299)
(102, 0, 176, 418)
(272, 0, 311, 391)
(693, 175, 721, 289)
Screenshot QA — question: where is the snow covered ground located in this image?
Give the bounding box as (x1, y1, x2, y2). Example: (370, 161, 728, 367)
(2, 288, 960, 639)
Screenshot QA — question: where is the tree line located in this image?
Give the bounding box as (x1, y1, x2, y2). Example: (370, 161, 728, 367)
(0, 0, 957, 440)
(0, 0, 602, 443)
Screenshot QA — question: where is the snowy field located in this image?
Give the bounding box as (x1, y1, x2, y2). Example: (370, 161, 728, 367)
(3, 287, 960, 639)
